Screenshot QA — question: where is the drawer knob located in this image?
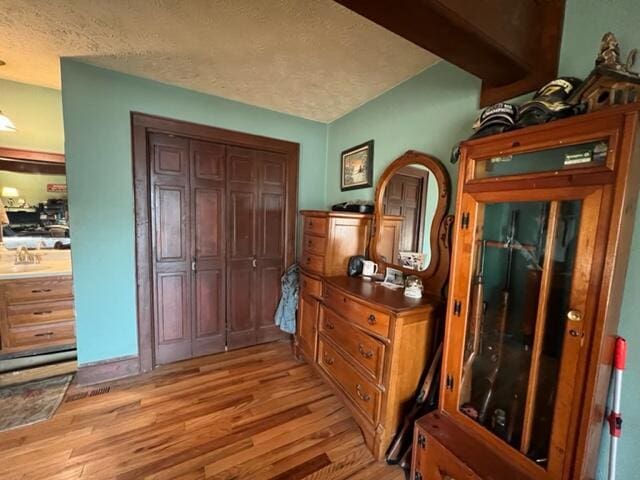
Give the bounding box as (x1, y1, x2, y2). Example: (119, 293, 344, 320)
(32, 288, 52, 294)
(358, 343, 374, 359)
(34, 331, 54, 337)
(325, 321, 335, 330)
(324, 354, 335, 365)
(367, 314, 376, 325)
(355, 384, 371, 402)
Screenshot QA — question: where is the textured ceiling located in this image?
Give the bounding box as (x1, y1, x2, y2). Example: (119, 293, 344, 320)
(0, 0, 438, 122)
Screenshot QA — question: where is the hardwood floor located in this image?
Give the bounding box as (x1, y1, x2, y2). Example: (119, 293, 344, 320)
(0, 341, 405, 480)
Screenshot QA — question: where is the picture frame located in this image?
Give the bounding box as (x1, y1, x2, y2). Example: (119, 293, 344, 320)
(340, 140, 374, 191)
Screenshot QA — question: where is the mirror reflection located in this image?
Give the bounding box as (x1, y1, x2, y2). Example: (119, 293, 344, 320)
(378, 163, 439, 271)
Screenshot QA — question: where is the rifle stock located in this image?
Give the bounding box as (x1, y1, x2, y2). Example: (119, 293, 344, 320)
(460, 241, 486, 404)
(477, 210, 518, 424)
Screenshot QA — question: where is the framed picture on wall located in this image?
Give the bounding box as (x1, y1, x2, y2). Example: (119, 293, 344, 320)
(340, 140, 374, 191)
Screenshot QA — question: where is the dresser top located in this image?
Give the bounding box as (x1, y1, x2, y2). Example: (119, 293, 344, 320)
(300, 209, 373, 219)
(325, 275, 441, 315)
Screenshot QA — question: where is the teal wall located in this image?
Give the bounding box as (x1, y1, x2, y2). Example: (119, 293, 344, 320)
(60, 59, 327, 365)
(0, 78, 64, 153)
(324, 1, 640, 477)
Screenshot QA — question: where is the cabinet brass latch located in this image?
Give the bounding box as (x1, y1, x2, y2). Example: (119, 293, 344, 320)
(461, 212, 470, 229)
(446, 374, 455, 391)
(453, 300, 462, 316)
(417, 433, 426, 449)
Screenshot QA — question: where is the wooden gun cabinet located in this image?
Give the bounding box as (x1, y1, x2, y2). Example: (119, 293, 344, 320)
(414, 104, 640, 480)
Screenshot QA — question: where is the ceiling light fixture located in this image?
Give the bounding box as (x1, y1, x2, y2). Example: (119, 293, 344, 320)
(0, 60, 16, 132)
(0, 111, 16, 132)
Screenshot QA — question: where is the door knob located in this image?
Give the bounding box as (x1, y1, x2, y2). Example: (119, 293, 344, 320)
(567, 310, 583, 322)
(252, 257, 257, 268)
(191, 257, 197, 272)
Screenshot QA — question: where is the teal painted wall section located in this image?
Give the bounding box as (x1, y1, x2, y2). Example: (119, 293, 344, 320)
(0, 79, 64, 153)
(560, 1, 640, 478)
(326, 61, 480, 208)
(60, 59, 327, 364)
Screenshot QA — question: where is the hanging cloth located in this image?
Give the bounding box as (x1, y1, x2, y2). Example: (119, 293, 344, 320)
(274, 263, 299, 334)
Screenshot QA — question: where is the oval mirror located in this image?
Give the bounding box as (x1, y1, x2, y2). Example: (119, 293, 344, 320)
(370, 150, 452, 293)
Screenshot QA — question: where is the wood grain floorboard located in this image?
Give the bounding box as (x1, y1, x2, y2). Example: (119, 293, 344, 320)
(0, 341, 404, 480)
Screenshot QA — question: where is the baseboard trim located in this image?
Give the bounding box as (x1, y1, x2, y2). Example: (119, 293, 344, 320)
(76, 355, 140, 385)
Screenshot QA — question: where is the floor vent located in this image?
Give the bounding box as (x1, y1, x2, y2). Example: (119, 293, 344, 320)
(66, 386, 111, 402)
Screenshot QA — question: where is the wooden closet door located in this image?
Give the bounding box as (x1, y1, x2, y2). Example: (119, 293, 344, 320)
(226, 146, 259, 349)
(255, 150, 287, 344)
(190, 140, 226, 356)
(149, 133, 192, 365)
(226, 147, 287, 349)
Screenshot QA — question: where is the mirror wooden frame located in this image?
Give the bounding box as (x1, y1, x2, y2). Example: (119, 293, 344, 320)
(370, 150, 453, 295)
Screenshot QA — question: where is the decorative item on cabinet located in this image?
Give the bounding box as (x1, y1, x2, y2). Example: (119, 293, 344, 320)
(415, 103, 640, 480)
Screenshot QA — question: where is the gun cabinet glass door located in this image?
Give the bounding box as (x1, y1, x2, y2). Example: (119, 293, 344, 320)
(453, 187, 603, 476)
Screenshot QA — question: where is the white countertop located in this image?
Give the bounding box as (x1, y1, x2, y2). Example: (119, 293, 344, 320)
(0, 247, 72, 280)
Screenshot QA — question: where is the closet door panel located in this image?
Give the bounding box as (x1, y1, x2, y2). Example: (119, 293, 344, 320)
(150, 133, 192, 365)
(256, 151, 287, 343)
(190, 140, 226, 355)
(227, 147, 259, 349)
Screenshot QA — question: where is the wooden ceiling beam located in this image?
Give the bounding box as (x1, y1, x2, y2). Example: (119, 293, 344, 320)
(335, 0, 566, 106)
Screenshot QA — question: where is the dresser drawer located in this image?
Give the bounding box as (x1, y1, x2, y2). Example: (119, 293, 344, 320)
(303, 234, 327, 255)
(318, 338, 382, 424)
(324, 284, 390, 338)
(303, 216, 328, 236)
(301, 252, 324, 275)
(4, 279, 73, 305)
(413, 428, 480, 480)
(300, 272, 322, 298)
(7, 300, 75, 328)
(320, 306, 385, 382)
(5, 322, 75, 350)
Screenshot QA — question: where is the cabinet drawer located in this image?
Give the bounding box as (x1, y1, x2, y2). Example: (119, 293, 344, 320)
(303, 234, 327, 255)
(300, 272, 322, 299)
(4, 279, 73, 305)
(324, 284, 390, 338)
(304, 216, 328, 236)
(318, 338, 381, 424)
(320, 306, 385, 382)
(301, 252, 324, 275)
(5, 322, 75, 350)
(413, 429, 480, 480)
(7, 300, 75, 328)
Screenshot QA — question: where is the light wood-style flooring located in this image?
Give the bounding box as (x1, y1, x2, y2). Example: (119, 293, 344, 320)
(0, 341, 405, 479)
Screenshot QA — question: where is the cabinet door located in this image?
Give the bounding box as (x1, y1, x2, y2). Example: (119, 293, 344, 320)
(297, 295, 319, 361)
(445, 186, 605, 478)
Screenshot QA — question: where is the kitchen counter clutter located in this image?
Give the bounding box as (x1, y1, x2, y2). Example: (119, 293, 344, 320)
(0, 246, 75, 353)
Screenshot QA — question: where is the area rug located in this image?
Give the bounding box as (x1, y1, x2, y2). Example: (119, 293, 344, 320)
(0, 374, 73, 432)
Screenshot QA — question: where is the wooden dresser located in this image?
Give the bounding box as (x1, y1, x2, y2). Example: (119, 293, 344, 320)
(296, 210, 372, 363)
(317, 276, 439, 460)
(0, 275, 76, 353)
